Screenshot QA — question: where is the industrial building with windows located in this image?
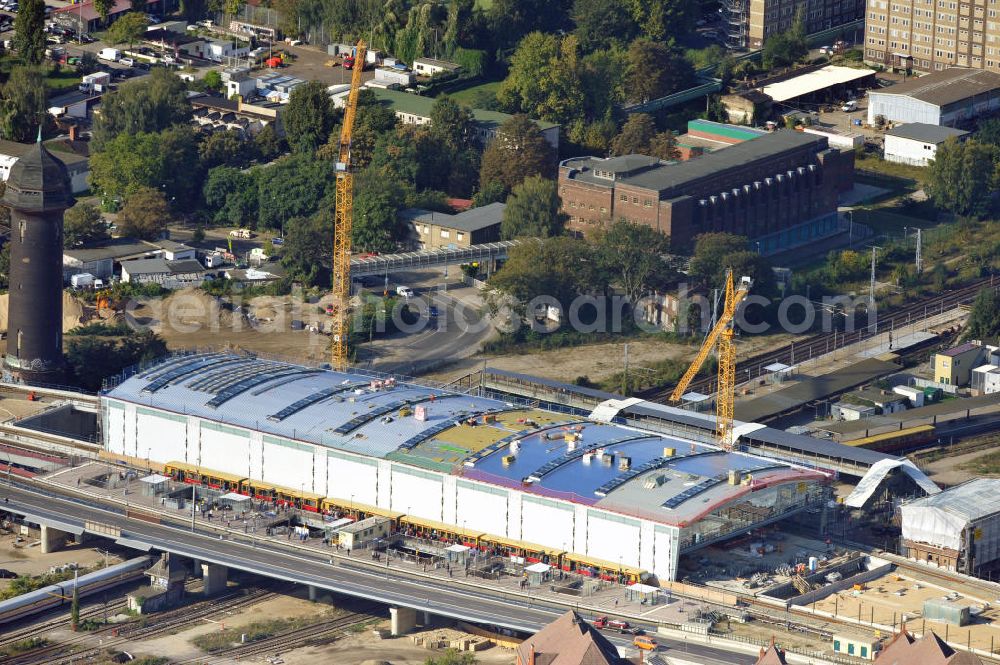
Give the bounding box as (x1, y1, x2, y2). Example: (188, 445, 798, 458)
(558, 130, 854, 253)
(866, 68, 1000, 127)
(100, 352, 830, 582)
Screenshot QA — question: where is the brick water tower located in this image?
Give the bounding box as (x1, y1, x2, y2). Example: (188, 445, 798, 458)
(2, 136, 72, 383)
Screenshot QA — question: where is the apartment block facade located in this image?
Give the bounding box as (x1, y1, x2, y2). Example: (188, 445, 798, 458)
(728, 0, 864, 49)
(864, 0, 1000, 72)
(558, 131, 854, 254)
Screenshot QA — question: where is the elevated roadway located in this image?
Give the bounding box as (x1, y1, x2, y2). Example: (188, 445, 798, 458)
(0, 481, 756, 665)
(350, 241, 518, 277)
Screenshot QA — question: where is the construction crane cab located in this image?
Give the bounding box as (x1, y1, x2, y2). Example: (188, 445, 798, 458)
(668, 270, 751, 451)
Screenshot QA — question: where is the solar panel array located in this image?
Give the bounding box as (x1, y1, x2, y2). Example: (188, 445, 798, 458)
(143, 356, 233, 393)
(136, 351, 201, 379)
(267, 383, 364, 422)
(525, 434, 655, 483)
(205, 368, 318, 408)
(331, 395, 441, 435)
(190, 360, 272, 392)
(594, 456, 670, 497)
(185, 359, 262, 391)
(661, 475, 726, 510)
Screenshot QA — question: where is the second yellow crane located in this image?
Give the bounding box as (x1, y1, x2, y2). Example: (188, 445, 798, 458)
(331, 40, 367, 371)
(669, 271, 751, 451)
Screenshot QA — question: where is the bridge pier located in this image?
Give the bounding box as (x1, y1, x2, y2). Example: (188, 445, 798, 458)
(390, 606, 417, 636)
(201, 563, 227, 595)
(40, 525, 69, 553)
(191, 558, 202, 578)
(308, 585, 317, 602)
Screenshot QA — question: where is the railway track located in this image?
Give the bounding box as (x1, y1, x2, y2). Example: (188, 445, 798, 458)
(0, 596, 129, 650)
(638, 277, 994, 402)
(4, 585, 277, 665)
(173, 606, 383, 665)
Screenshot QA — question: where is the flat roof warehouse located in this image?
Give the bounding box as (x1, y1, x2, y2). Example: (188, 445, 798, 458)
(758, 65, 877, 103)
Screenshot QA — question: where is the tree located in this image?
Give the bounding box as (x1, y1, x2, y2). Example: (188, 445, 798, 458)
(649, 131, 678, 161)
(594, 219, 670, 304)
(91, 126, 202, 206)
(573, 0, 636, 51)
(92, 68, 191, 149)
(117, 187, 171, 240)
(761, 15, 808, 69)
(689, 232, 750, 286)
(93, 0, 114, 26)
(978, 117, 1000, 149)
(430, 96, 475, 152)
(202, 70, 223, 92)
(13, 0, 45, 65)
(424, 650, 476, 665)
(107, 12, 149, 47)
(927, 139, 997, 218)
(497, 32, 586, 125)
(64, 203, 108, 248)
(624, 38, 694, 104)
(964, 287, 1000, 341)
(479, 114, 555, 195)
(65, 328, 167, 391)
(254, 124, 286, 161)
(487, 235, 601, 318)
(77, 51, 99, 75)
(501, 176, 566, 239)
(256, 153, 337, 230)
(353, 178, 401, 253)
(203, 166, 257, 226)
(473, 180, 507, 207)
(199, 128, 253, 169)
(284, 80, 337, 153)
(281, 213, 331, 286)
(0, 66, 48, 142)
(610, 114, 657, 156)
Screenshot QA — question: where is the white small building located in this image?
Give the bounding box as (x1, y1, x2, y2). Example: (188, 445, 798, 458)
(892, 385, 925, 407)
(832, 634, 879, 660)
(972, 365, 1000, 395)
(199, 39, 251, 63)
(412, 57, 460, 77)
(374, 67, 414, 88)
(884, 123, 969, 166)
(802, 125, 864, 151)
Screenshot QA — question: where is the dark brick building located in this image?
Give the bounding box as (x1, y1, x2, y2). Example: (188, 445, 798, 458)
(559, 130, 854, 253)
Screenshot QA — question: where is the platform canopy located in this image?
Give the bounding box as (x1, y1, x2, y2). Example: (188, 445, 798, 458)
(139, 474, 170, 484)
(525, 562, 551, 573)
(760, 65, 876, 102)
(446, 544, 471, 553)
(219, 492, 251, 503)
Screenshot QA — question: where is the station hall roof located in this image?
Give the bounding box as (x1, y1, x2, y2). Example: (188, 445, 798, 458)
(104, 353, 826, 526)
(870, 67, 1000, 107)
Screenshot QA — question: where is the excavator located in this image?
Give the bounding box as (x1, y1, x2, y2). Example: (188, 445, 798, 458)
(669, 270, 752, 451)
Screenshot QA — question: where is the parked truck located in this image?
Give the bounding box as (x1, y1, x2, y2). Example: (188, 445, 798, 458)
(71, 273, 95, 289)
(97, 47, 120, 62)
(79, 71, 111, 94)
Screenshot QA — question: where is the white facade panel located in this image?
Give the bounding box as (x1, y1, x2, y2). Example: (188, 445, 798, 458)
(508, 491, 523, 541)
(653, 526, 680, 581)
(200, 423, 251, 478)
(390, 466, 443, 520)
(521, 496, 575, 551)
(884, 134, 942, 166)
(376, 459, 392, 508)
(261, 436, 313, 491)
(573, 504, 588, 554)
(586, 511, 641, 568)
(185, 417, 201, 465)
(136, 409, 186, 464)
(327, 451, 379, 505)
(442, 475, 458, 525)
(123, 402, 138, 457)
(105, 402, 125, 455)
(249, 431, 264, 480)
(456, 481, 508, 537)
(639, 521, 655, 574)
(867, 93, 940, 125)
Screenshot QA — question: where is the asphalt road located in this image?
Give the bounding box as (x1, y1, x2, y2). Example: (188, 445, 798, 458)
(0, 481, 756, 664)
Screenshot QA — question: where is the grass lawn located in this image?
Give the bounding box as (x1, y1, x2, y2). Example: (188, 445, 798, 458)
(448, 80, 501, 105)
(961, 448, 1000, 475)
(851, 208, 941, 236)
(855, 154, 928, 188)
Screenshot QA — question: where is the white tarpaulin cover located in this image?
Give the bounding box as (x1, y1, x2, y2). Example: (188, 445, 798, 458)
(900, 478, 1000, 555)
(845, 458, 940, 508)
(590, 397, 645, 423)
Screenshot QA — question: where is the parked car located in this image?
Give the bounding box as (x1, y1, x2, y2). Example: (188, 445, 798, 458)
(633, 636, 658, 651)
(428, 305, 439, 318)
(395, 285, 414, 299)
(119, 57, 134, 67)
(593, 617, 631, 632)
(842, 100, 858, 112)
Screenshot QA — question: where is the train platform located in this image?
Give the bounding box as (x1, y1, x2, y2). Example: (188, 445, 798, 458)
(35, 462, 722, 628)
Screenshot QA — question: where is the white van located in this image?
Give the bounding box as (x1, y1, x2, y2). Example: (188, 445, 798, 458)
(395, 285, 414, 299)
(98, 47, 120, 62)
(841, 100, 858, 112)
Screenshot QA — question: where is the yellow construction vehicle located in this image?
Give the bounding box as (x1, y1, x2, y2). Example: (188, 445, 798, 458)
(669, 271, 751, 451)
(330, 40, 367, 371)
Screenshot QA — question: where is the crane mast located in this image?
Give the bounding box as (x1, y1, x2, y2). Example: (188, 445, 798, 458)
(668, 271, 751, 451)
(331, 40, 367, 371)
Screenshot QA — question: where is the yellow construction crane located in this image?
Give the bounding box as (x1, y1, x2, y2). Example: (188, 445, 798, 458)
(669, 271, 751, 451)
(331, 40, 367, 371)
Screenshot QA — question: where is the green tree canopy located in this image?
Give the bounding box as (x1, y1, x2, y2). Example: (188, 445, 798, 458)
(91, 126, 202, 207)
(199, 128, 254, 170)
(572, 0, 637, 51)
(689, 232, 751, 287)
(610, 114, 678, 160)
(624, 38, 694, 104)
(479, 114, 555, 195)
(430, 96, 476, 152)
(256, 153, 337, 231)
(284, 80, 337, 153)
(93, 0, 114, 25)
(964, 287, 1000, 341)
(353, 178, 402, 253)
(107, 12, 149, 46)
(497, 32, 586, 125)
(117, 187, 172, 240)
(92, 68, 191, 149)
(64, 203, 108, 248)
(281, 213, 331, 286)
(500, 175, 566, 239)
(594, 219, 670, 303)
(13, 0, 45, 65)
(926, 138, 998, 218)
(65, 328, 167, 391)
(761, 15, 808, 69)
(203, 166, 258, 226)
(0, 66, 48, 142)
